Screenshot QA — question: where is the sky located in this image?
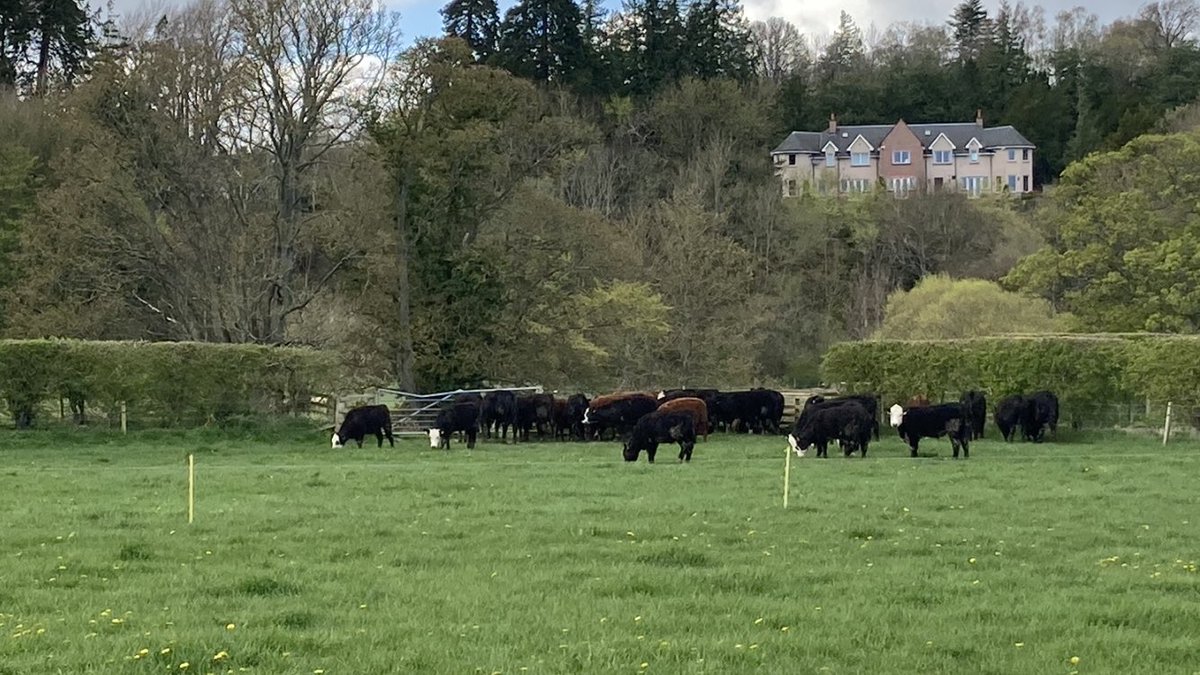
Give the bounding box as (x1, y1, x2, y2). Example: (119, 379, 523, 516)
(108, 0, 1137, 47)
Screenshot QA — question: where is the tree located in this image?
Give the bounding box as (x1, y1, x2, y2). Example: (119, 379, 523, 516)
(1006, 130, 1200, 332)
(495, 0, 587, 84)
(875, 275, 1064, 340)
(1140, 0, 1200, 51)
(607, 0, 686, 96)
(751, 17, 806, 83)
(0, 0, 94, 93)
(681, 0, 756, 81)
(440, 0, 499, 60)
(816, 11, 864, 82)
(949, 0, 992, 63)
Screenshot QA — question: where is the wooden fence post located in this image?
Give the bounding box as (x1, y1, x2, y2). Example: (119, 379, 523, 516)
(1163, 401, 1173, 446)
(120, 401, 127, 434)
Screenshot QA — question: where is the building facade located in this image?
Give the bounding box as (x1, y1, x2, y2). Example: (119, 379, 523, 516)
(772, 112, 1035, 198)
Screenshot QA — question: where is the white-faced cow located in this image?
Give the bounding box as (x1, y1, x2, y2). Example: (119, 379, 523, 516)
(889, 402, 972, 458)
(332, 404, 395, 449)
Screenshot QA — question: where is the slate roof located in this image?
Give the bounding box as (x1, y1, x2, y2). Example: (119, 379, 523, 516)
(772, 122, 1035, 155)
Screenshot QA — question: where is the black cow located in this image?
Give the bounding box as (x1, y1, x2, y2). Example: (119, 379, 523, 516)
(517, 393, 555, 442)
(584, 395, 658, 440)
(961, 390, 987, 440)
(1023, 390, 1060, 443)
(622, 411, 696, 463)
(332, 404, 395, 449)
(994, 394, 1026, 442)
(429, 402, 480, 449)
(712, 390, 781, 434)
(482, 391, 518, 442)
(563, 394, 590, 441)
(806, 393, 880, 440)
(890, 403, 972, 458)
(788, 401, 873, 458)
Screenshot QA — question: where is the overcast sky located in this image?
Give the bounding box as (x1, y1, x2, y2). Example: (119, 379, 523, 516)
(108, 0, 1138, 46)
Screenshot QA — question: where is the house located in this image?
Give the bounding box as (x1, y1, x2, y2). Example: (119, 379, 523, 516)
(771, 111, 1035, 198)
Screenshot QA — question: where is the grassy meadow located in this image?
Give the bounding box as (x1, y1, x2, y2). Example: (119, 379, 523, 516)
(1, 425, 1199, 674)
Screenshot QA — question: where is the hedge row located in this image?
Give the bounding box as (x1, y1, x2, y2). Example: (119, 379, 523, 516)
(0, 340, 337, 428)
(820, 336, 1200, 420)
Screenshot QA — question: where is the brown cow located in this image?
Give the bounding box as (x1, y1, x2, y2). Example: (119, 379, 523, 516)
(657, 397, 709, 441)
(906, 394, 931, 407)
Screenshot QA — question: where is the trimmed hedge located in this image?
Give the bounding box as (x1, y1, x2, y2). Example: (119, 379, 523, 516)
(0, 340, 337, 428)
(821, 335, 1200, 422)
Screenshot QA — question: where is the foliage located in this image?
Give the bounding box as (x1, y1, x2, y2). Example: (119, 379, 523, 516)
(0, 340, 336, 428)
(821, 335, 1200, 423)
(875, 275, 1065, 340)
(1005, 131, 1200, 332)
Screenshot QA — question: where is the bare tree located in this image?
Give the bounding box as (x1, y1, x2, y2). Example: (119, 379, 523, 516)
(227, 0, 401, 343)
(750, 17, 808, 83)
(1139, 0, 1200, 50)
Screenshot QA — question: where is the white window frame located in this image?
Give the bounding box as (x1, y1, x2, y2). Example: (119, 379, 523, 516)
(969, 148, 980, 163)
(892, 150, 911, 165)
(825, 151, 836, 167)
(959, 175, 985, 196)
(933, 150, 953, 165)
(1007, 149, 1017, 161)
(840, 178, 870, 194)
(889, 176, 916, 196)
(851, 152, 870, 167)
(1007, 175, 1018, 192)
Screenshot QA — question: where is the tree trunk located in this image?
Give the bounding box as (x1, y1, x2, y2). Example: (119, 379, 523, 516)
(34, 28, 50, 96)
(393, 175, 416, 391)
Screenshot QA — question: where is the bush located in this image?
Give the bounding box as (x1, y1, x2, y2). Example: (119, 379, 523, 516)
(0, 340, 337, 428)
(820, 335, 1200, 425)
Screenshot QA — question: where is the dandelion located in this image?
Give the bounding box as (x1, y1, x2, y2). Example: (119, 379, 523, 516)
(1014, 643, 1024, 648)
(634, 616, 642, 622)
(111, 618, 123, 625)
(179, 662, 190, 670)
(781, 627, 789, 632)
(161, 648, 172, 655)
(749, 644, 759, 650)
(226, 623, 236, 631)
(640, 663, 648, 669)
(1070, 657, 1080, 665)
(968, 558, 976, 564)
(754, 618, 763, 625)
(135, 649, 149, 659)
(213, 651, 229, 662)
(314, 670, 325, 675)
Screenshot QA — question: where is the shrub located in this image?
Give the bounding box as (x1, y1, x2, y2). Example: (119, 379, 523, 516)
(0, 340, 337, 428)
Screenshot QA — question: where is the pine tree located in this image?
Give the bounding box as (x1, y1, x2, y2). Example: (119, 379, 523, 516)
(949, 0, 992, 63)
(441, 0, 499, 60)
(682, 0, 756, 81)
(496, 0, 587, 84)
(817, 11, 864, 82)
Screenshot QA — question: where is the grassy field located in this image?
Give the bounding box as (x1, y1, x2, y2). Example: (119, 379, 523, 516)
(1, 425, 1199, 674)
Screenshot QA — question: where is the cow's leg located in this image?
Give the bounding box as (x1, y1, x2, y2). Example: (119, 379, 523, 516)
(375, 430, 384, 448)
(908, 436, 919, 458)
(384, 425, 395, 447)
(860, 440, 869, 458)
(468, 429, 477, 449)
(647, 444, 657, 463)
(962, 437, 969, 458)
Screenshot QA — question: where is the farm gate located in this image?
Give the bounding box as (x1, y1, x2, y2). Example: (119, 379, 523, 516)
(332, 386, 544, 435)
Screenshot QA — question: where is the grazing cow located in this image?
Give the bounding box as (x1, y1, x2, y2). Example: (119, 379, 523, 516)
(429, 401, 480, 450)
(584, 393, 658, 440)
(516, 393, 555, 442)
(889, 403, 972, 458)
(805, 393, 880, 440)
(1023, 390, 1060, 443)
(788, 401, 873, 458)
(482, 390, 519, 442)
(961, 390, 987, 440)
(564, 394, 590, 441)
(623, 411, 696, 463)
(332, 404, 395, 449)
(994, 395, 1027, 442)
(656, 397, 709, 441)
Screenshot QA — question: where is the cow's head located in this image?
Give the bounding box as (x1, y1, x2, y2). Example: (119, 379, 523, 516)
(622, 442, 638, 462)
(428, 428, 442, 449)
(331, 433, 342, 449)
(582, 407, 594, 425)
(888, 403, 905, 427)
(787, 433, 807, 458)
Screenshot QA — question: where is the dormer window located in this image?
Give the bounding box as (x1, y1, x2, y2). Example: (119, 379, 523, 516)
(851, 152, 869, 167)
(825, 151, 836, 167)
(969, 148, 980, 163)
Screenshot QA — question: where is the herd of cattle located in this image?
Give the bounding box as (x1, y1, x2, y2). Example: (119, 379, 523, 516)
(329, 387, 1061, 462)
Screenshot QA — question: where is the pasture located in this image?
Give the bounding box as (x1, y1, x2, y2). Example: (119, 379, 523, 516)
(1, 427, 1198, 674)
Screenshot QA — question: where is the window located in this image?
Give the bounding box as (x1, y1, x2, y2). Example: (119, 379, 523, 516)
(1007, 175, 1018, 192)
(969, 148, 980, 163)
(892, 150, 911, 165)
(851, 152, 869, 167)
(889, 176, 916, 196)
(934, 150, 953, 165)
(788, 154, 796, 165)
(1008, 149, 1017, 161)
(1023, 175, 1030, 191)
(840, 178, 871, 193)
(825, 151, 836, 167)
(785, 179, 797, 197)
(959, 176, 985, 196)
(1023, 149, 1030, 161)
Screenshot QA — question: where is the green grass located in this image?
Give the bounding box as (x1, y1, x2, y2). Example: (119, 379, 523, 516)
(1, 426, 1199, 674)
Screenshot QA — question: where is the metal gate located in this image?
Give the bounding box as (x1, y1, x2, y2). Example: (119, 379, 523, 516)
(334, 386, 544, 435)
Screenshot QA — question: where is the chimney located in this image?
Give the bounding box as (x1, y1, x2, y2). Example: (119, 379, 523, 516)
(975, 109, 984, 128)
(828, 113, 837, 134)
